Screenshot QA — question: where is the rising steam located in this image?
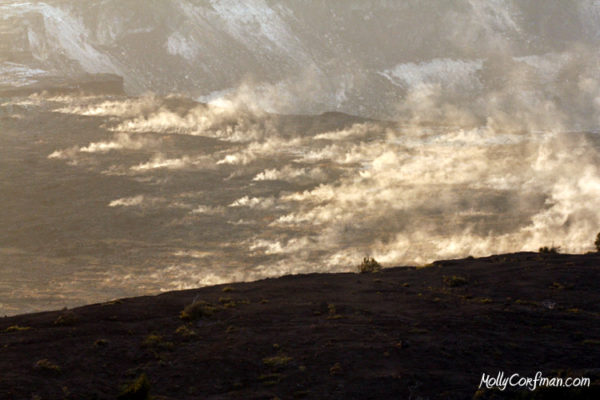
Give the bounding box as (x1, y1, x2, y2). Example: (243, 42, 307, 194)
(4, 0, 600, 315)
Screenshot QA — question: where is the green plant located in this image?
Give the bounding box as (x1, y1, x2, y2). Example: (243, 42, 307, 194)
(326, 303, 343, 319)
(53, 311, 78, 326)
(258, 373, 282, 386)
(33, 359, 61, 374)
(263, 354, 293, 368)
(4, 325, 30, 332)
(118, 373, 151, 400)
(175, 324, 196, 339)
(358, 257, 382, 273)
(180, 300, 217, 320)
(93, 338, 109, 347)
(142, 333, 173, 350)
(329, 362, 343, 376)
(219, 297, 237, 308)
(539, 246, 559, 254)
(142, 334, 163, 347)
(443, 275, 468, 287)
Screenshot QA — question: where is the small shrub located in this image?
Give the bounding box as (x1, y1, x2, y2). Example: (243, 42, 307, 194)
(101, 299, 123, 306)
(219, 297, 237, 308)
(117, 373, 151, 400)
(222, 286, 234, 293)
(142, 334, 163, 347)
(358, 257, 382, 273)
(258, 373, 282, 386)
(263, 355, 293, 368)
(175, 325, 196, 339)
(595, 232, 600, 252)
(34, 359, 61, 374)
(515, 299, 538, 306)
(93, 339, 109, 347)
(53, 311, 78, 326)
(142, 334, 173, 350)
(443, 275, 468, 287)
(329, 362, 343, 376)
(327, 304, 342, 319)
(539, 246, 559, 254)
(180, 300, 217, 320)
(4, 325, 30, 332)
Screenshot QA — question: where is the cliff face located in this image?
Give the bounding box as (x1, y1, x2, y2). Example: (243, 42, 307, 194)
(2, 0, 600, 117)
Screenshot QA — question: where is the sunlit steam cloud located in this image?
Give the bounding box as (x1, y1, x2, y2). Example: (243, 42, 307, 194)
(253, 166, 327, 182)
(130, 155, 214, 172)
(45, 81, 600, 279)
(80, 133, 157, 153)
(9, 0, 600, 318)
(29, 35, 600, 316)
(109, 195, 144, 207)
(53, 94, 162, 117)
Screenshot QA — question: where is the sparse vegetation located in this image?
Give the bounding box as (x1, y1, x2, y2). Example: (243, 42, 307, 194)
(515, 299, 538, 306)
(180, 300, 218, 320)
(358, 257, 382, 273)
(4, 325, 30, 332)
(93, 339, 109, 347)
(327, 303, 343, 319)
(443, 275, 468, 287)
(33, 359, 61, 374)
(222, 286, 234, 293)
(258, 373, 282, 386)
(263, 354, 293, 368)
(175, 324, 196, 339)
(53, 311, 78, 326)
(101, 299, 123, 306)
(539, 246, 560, 254)
(219, 296, 237, 308)
(142, 334, 163, 347)
(142, 333, 174, 350)
(329, 362, 343, 376)
(595, 232, 600, 252)
(117, 373, 151, 400)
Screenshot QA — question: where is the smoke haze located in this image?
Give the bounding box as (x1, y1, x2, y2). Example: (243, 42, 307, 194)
(2, 0, 600, 315)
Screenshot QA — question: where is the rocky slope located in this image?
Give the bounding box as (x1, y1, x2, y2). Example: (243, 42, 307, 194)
(0, 252, 599, 399)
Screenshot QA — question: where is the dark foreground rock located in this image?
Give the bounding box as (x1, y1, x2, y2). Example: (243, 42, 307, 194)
(1, 252, 599, 399)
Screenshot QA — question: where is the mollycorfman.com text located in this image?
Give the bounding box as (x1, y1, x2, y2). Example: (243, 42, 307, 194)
(479, 371, 590, 392)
